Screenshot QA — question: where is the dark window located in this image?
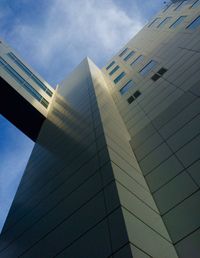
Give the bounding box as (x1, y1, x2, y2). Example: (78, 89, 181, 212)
(106, 61, 115, 70)
(157, 67, 168, 75)
(126, 90, 142, 104)
(151, 74, 161, 81)
(133, 90, 141, 98)
(151, 67, 168, 81)
(127, 96, 134, 104)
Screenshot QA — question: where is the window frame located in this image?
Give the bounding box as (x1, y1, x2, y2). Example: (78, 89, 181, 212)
(7, 52, 53, 97)
(119, 48, 128, 57)
(148, 18, 160, 27)
(0, 57, 49, 108)
(130, 55, 144, 67)
(109, 65, 120, 76)
(114, 72, 126, 84)
(106, 61, 115, 70)
(139, 60, 157, 76)
(186, 16, 200, 30)
(119, 80, 134, 95)
(157, 17, 172, 28)
(190, 0, 200, 8)
(123, 51, 135, 61)
(174, 1, 187, 11)
(169, 16, 187, 29)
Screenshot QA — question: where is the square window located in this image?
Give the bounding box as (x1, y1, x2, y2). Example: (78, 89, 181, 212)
(127, 96, 134, 104)
(133, 90, 141, 98)
(157, 67, 168, 75)
(151, 74, 161, 81)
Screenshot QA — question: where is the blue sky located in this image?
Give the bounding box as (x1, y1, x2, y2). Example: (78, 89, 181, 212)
(0, 0, 165, 232)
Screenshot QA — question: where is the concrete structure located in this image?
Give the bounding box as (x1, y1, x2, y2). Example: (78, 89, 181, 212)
(0, 0, 200, 257)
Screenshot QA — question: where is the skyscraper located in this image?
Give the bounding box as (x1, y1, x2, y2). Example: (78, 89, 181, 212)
(0, 0, 200, 257)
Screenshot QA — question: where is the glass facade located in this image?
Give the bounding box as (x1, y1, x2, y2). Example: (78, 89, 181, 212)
(0, 57, 49, 108)
(7, 52, 53, 97)
(119, 80, 134, 95)
(170, 16, 187, 28)
(139, 60, 157, 76)
(114, 72, 126, 84)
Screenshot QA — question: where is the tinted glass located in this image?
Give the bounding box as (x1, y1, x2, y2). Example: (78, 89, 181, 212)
(191, 0, 200, 8)
(187, 16, 200, 29)
(174, 1, 187, 11)
(109, 65, 120, 76)
(106, 61, 115, 70)
(170, 16, 187, 28)
(130, 55, 144, 67)
(139, 60, 157, 76)
(0, 57, 49, 108)
(119, 80, 134, 95)
(7, 52, 53, 97)
(114, 72, 126, 84)
(124, 51, 135, 61)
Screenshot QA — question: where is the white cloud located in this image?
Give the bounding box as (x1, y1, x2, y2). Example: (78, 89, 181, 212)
(6, 0, 145, 84)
